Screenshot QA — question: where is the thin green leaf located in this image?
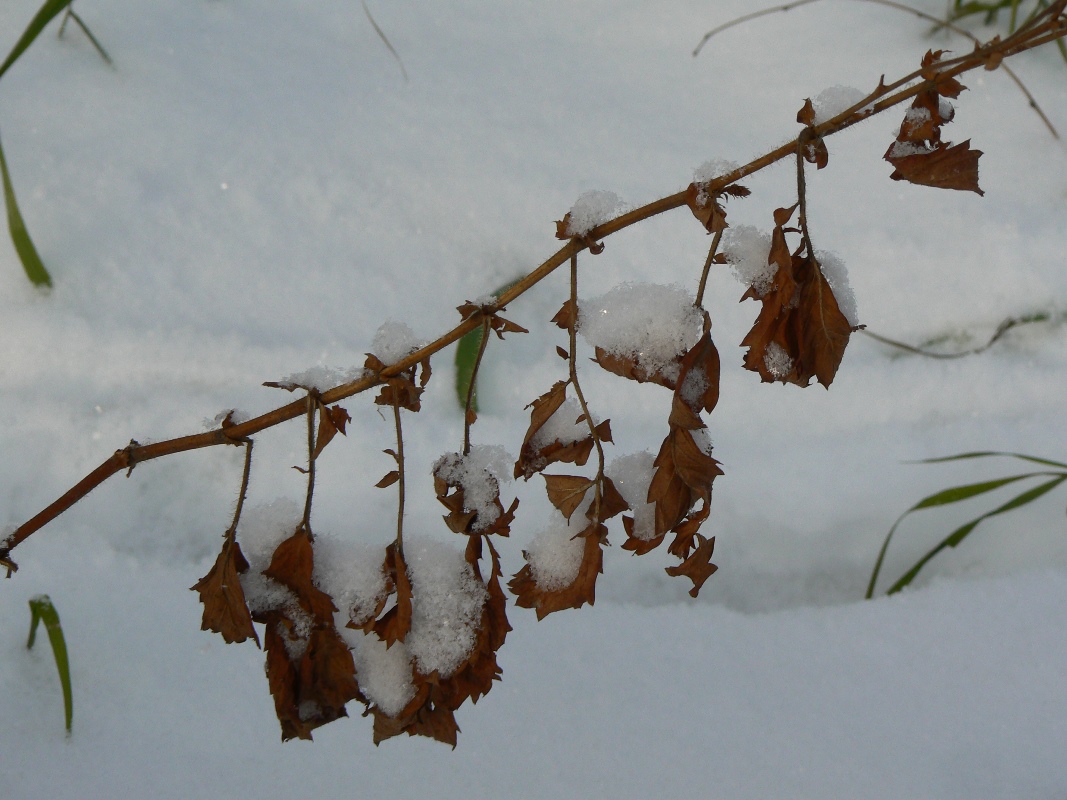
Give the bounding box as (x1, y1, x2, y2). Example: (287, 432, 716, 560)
(866, 470, 1059, 598)
(0, 129, 51, 287)
(27, 594, 73, 734)
(60, 8, 114, 67)
(0, 0, 73, 81)
(454, 278, 519, 412)
(917, 450, 1067, 470)
(886, 474, 1067, 595)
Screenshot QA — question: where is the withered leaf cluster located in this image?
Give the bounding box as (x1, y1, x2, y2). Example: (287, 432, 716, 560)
(885, 50, 983, 195)
(740, 205, 862, 388)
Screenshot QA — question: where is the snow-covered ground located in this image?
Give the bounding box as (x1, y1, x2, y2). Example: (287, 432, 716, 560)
(2, 1, 1065, 797)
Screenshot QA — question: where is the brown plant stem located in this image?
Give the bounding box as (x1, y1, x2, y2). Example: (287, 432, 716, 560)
(393, 401, 406, 555)
(301, 395, 316, 537)
(3, 9, 1064, 567)
(566, 254, 607, 516)
(225, 438, 254, 542)
(695, 229, 724, 309)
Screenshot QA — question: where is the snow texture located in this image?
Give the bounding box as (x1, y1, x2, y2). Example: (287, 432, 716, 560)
(606, 451, 657, 540)
(404, 536, 488, 677)
(764, 342, 795, 379)
(349, 635, 415, 718)
(271, 365, 366, 393)
(369, 321, 425, 365)
(812, 85, 869, 124)
(564, 190, 628, 236)
(721, 225, 775, 295)
(312, 535, 389, 626)
(525, 510, 587, 590)
(578, 282, 704, 382)
(432, 445, 514, 532)
(528, 397, 593, 451)
(816, 250, 860, 326)
(693, 158, 740, 184)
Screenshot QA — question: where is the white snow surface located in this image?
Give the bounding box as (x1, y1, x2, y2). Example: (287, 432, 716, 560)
(721, 224, 775, 295)
(432, 444, 513, 531)
(606, 451, 657, 540)
(2, 1, 1067, 797)
(525, 509, 588, 590)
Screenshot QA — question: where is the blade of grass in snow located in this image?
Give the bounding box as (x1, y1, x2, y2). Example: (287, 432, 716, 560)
(916, 450, 1067, 469)
(27, 594, 73, 734)
(58, 6, 113, 67)
(866, 469, 1063, 597)
(0, 0, 73, 81)
(885, 474, 1067, 595)
(0, 129, 51, 288)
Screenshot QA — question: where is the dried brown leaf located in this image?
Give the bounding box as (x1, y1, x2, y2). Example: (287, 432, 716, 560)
(190, 539, 259, 646)
(509, 526, 604, 620)
(544, 474, 594, 521)
(665, 534, 718, 598)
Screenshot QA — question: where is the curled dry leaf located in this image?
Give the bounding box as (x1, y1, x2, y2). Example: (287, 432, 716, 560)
(665, 533, 718, 598)
(555, 214, 605, 254)
(190, 538, 259, 646)
(372, 543, 413, 647)
(509, 525, 605, 620)
(433, 468, 518, 537)
(256, 525, 362, 741)
(366, 353, 432, 412)
(456, 301, 529, 340)
(884, 50, 983, 195)
(514, 382, 603, 480)
(740, 206, 861, 388)
(312, 403, 351, 461)
(685, 180, 750, 236)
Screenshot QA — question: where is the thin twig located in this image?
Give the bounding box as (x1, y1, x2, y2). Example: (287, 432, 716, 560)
(694, 0, 1059, 137)
(695, 229, 724, 308)
(362, 0, 408, 82)
(3, 9, 1065, 564)
(59, 6, 114, 67)
(224, 439, 254, 541)
(860, 313, 1049, 358)
(301, 395, 316, 537)
(566, 253, 606, 518)
(393, 401, 406, 555)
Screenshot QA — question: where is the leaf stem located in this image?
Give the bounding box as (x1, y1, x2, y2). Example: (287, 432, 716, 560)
(695, 229, 723, 308)
(566, 254, 606, 516)
(301, 395, 316, 537)
(393, 401, 406, 555)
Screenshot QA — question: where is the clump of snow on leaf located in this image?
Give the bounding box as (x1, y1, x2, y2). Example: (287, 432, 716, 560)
(721, 226, 775, 296)
(525, 510, 587, 590)
(815, 250, 859, 326)
(370, 320, 425, 365)
(565, 190, 628, 236)
(528, 396, 594, 453)
(405, 536, 487, 678)
(236, 499, 313, 656)
(350, 636, 414, 717)
(432, 445, 513, 532)
(607, 452, 657, 540)
(312, 535, 389, 626)
(764, 342, 795, 379)
(578, 283, 703, 381)
(812, 85, 869, 124)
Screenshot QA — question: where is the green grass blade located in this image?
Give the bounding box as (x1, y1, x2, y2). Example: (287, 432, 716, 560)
(27, 594, 73, 734)
(886, 474, 1067, 595)
(454, 279, 520, 412)
(865, 472, 1043, 597)
(0, 0, 73, 81)
(0, 129, 51, 287)
(918, 451, 1067, 469)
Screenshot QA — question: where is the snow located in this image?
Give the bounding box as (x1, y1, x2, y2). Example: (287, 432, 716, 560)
(606, 451, 657, 540)
(528, 396, 592, 450)
(432, 444, 514, 531)
(404, 536, 487, 678)
(578, 282, 704, 381)
(721, 224, 775, 295)
(525, 510, 588, 590)
(811, 84, 869, 124)
(369, 321, 425, 365)
(2, 0, 1067, 796)
(693, 157, 740, 184)
(564, 189, 628, 236)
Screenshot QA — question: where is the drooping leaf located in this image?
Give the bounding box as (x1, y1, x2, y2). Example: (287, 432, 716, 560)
(190, 539, 259, 646)
(0, 0, 74, 81)
(543, 474, 594, 521)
